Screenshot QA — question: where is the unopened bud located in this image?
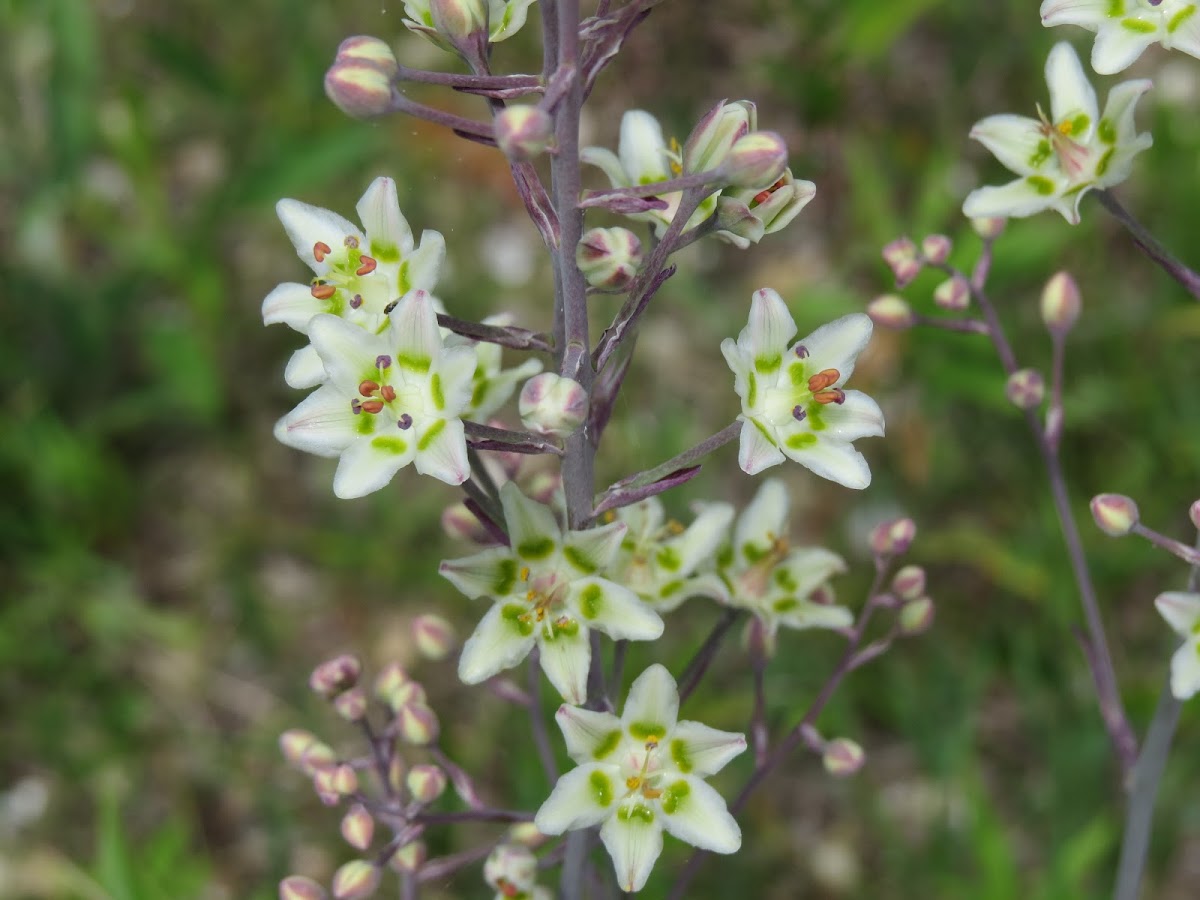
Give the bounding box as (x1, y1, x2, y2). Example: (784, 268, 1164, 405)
(388, 755, 406, 793)
(822, 738, 865, 777)
(1005, 368, 1045, 410)
(325, 62, 394, 119)
(299, 742, 337, 777)
(429, 0, 488, 41)
(866, 294, 914, 329)
(412, 614, 457, 660)
(1090, 493, 1139, 537)
(1040, 271, 1081, 335)
(898, 596, 934, 635)
(576, 227, 643, 290)
(398, 702, 440, 745)
(374, 663, 410, 702)
(389, 680, 427, 709)
(331, 860, 381, 900)
(442, 502, 492, 543)
(280, 730, 319, 768)
(882, 237, 922, 288)
(390, 841, 427, 873)
(891, 565, 926, 602)
(280, 875, 328, 900)
(721, 131, 788, 189)
(684, 99, 755, 174)
(495, 105, 554, 161)
(406, 764, 448, 804)
(310, 655, 362, 698)
(870, 517, 916, 557)
(971, 217, 1007, 239)
(1190, 499, 1200, 531)
(315, 763, 358, 798)
(519, 373, 588, 438)
(933, 275, 970, 311)
(920, 234, 952, 265)
(508, 822, 548, 847)
(334, 687, 367, 722)
(335, 36, 399, 73)
(484, 843, 539, 893)
(341, 804, 376, 851)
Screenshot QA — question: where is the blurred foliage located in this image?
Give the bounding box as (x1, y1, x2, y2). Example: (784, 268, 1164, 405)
(2, 0, 1199, 897)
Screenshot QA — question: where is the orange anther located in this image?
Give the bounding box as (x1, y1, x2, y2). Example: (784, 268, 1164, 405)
(358, 379, 380, 397)
(813, 388, 846, 405)
(807, 368, 840, 393)
(310, 283, 336, 300)
(313, 241, 332, 263)
(642, 786, 663, 800)
(379, 384, 396, 403)
(360, 399, 385, 414)
(356, 255, 377, 276)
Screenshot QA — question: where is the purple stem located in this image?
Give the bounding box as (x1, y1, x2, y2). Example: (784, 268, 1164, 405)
(437, 313, 554, 352)
(464, 422, 565, 456)
(387, 88, 495, 142)
(1131, 523, 1200, 567)
(418, 841, 502, 882)
(677, 609, 742, 705)
(605, 421, 741, 493)
(414, 808, 533, 825)
(528, 648, 561, 783)
(590, 464, 702, 518)
(579, 169, 722, 206)
(592, 264, 677, 373)
(1097, 190, 1200, 301)
(463, 497, 511, 547)
(394, 65, 542, 93)
(913, 313, 990, 335)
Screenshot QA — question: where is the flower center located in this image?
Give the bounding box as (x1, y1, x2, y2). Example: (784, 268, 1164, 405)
(347, 356, 424, 427)
(515, 566, 574, 634)
(308, 235, 397, 325)
(622, 739, 665, 801)
(1036, 104, 1094, 179)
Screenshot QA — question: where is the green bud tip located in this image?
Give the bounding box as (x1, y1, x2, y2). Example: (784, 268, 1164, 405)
(1090, 493, 1139, 537)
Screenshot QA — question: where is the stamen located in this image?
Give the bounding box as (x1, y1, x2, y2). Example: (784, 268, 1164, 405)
(358, 379, 380, 397)
(642, 786, 663, 800)
(380, 384, 396, 403)
(344, 235, 360, 249)
(311, 283, 336, 300)
(807, 368, 841, 393)
(813, 388, 846, 405)
(313, 241, 332, 263)
(520, 566, 531, 581)
(356, 256, 377, 276)
(397, 413, 413, 430)
(792, 405, 807, 421)
(361, 399, 385, 414)
(349, 294, 364, 310)
(350, 399, 363, 415)
(794, 345, 809, 359)
(375, 354, 392, 370)
(626, 776, 641, 790)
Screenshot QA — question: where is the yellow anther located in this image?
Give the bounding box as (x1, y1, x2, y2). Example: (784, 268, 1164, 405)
(1057, 119, 1073, 136)
(669, 137, 683, 176)
(642, 786, 663, 800)
(645, 738, 659, 751)
(520, 566, 531, 581)
(602, 510, 616, 523)
(626, 776, 641, 790)
(667, 520, 684, 535)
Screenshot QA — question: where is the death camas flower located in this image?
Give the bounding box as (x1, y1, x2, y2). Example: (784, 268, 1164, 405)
(439, 483, 663, 703)
(1041, 0, 1200, 74)
(274, 290, 475, 497)
(722, 288, 883, 488)
(1154, 591, 1200, 700)
(962, 42, 1152, 224)
(534, 665, 745, 892)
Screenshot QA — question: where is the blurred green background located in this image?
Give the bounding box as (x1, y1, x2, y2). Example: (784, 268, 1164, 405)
(3, 0, 1200, 897)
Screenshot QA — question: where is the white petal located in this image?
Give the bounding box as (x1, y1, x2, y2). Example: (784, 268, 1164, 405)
(499, 481, 563, 561)
(413, 416, 470, 485)
(1169, 639, 1200, 701)
(734, 478, 790, 561)
(430, 345, 478, 417)
(616, 497, 666, 543)
(1046, 42, 1099, 126)
(571, 577, 664, 642)
(534, 764, 620, 834)
(670, 503, 734, 575)
(1039, 0, 1109, 29)
(403, 230, 446, 293)
(458, 602, 537, 684)
(968, 114, 1046, 177)
(1155, 592, 1200, 637)
(538, 624, 591, 704)
(274, 384, 358, 457)
(555, 705, 626, 765)
(667, 721, 747, 777)
(818, 390, 886, 442)
(309, 314, 390, 395)
(284, 345, 327, 389)
(262, 282, 328, 331)
(1091, 22, 1158, 75)
(738, 418, 786, 476)
(737, 288, 798, 361)
(777, 600, 855, 632)
(440, 547, 522, 599)
(276, 198, 360, 272)
(656, 775, 741, 854)
(783, 437, 873, 489)
(388, 290, 444, 371)
(793, 313, 873, 384)
(778, 547, 849, 597)
(489, 0, 537, 41)
(356, 176, 415, 259)
(621, 664, 679, 737)
(618, 110, 671, 184)
(1100, 78, 1153, 144)
(579, 146, 630, 188)
(720, 339, 755, 411)
(962, 178, 1064, 221)
(332, 433, 415, 499)
(563, 521, 627, 575)
(600, 808, 664, 893)
(1165, 8, 1200, 59)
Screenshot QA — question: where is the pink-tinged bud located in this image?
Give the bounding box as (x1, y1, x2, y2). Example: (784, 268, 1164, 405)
(315, 763, 358, 798)
(325, 62, 394, 119)
(310, 655, 362, 698)
(1190, 499, 1200, 532)
(683, 99, 755, 174)
(429, 0, 489, 66)
(484, 843, 539, 893)
(519, 373, 588, 438)
(299, 742, 337, 777)
(508, 822, 548, 847)
(388, 756, 406, 794)
(495, 105, 554, 161)
(280, 730, 319, 768)
(933, 275, 970, 311)
(882, 237, 922, 288)
(898, 596, 934, 635)
(1005, 368, 1045, 410)
(280, 875, 328, 900)
(1090, 493, 1139, 537)
(866, 294, 914, 329)
(333, 687, 367, 722)
(406, 764, 448, 804)
(398, 702, 440, 745)
(920, 234, 952, 265)
(891, 565, 926, 602)
(374, 663, 410, 702)
(412, 614, 456, 661)
(971, 217, 1007, 239)
(525, 471, 562, 505)
(331, 860, 380, 900)
(576, 226, 643, 290)
(389, 841, 427, 873)
(1040, 271, 1081, 336)
(721, 131, 788, 189)
(388, 680, 427, 710)
(870, 517, 916, 557)
(822, 738, 865, 777)
(341, 804, 376, 851)
(335, 36, 399, 72)
(442, 501, 492, 543)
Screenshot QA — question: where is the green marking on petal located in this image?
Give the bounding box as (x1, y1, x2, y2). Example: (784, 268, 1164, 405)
(807, 404, 826, 432)
(494, 557, 518, 595)
(660, 779, 690, 815)
(1030, 138, 1052, 169)
(1168, 6, 1197, 32)
(517, 536, 555, 560)
(501, 602, 534, 636)
(717, 545, 734, 568)
(578, 582, 603, 619)
(356, 413, 375, 435)
(742, 542, 768, 563)
(550, 618, 580, 638)
(754, 353, 782, 374)
(417, 418, 445, 451)
(563, 544, 597, 573)
(746, 371, 758, 408)
(773, 596, 799, 613)
(1095, 147, 1115, 178)
(616, 803, 655, 824)
(370, 435, 408, 454)
(588, 769, 613, 806)
(370, 240, 401, 263)
(398, 353, 432, 373)
(1121, 17, 1157, 32)
(1098, 119, 1116, 145)
(594, 729, 622, 760)
(786, 432, 818, 449)
(751, 417, 777, 446)
(470, 380, 489, 409)
(628, 721, 665, 741)
(1068, 113, 1090, 137)
(1026, 175, 1056, 196)
(788, 360, 807, 387)
(655, 546, 682, 572)
(397, 259, 411, 294)
(659, 579, 684, 598)
(430, 373, 445, 410)
(774, 567, 798, 591)
(669, 739, 693, 774)
(1106, 0, 1124, 15)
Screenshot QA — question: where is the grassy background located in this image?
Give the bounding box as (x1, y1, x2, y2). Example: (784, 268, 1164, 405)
(3, 0, 1200, 896)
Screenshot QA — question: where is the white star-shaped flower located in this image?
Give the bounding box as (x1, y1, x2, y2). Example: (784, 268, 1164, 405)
(1041, 0, 1200, 74)
(1155, 591, 1200, 700)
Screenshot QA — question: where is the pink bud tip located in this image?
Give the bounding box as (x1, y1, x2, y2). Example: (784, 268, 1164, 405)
(1090, 493, 1139, 537)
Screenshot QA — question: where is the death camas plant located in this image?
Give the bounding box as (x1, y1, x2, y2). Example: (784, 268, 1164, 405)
(270, 2, 926, 898)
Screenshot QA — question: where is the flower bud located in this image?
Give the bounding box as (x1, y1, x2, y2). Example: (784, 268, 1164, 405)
(576, 227, 643, 290)
(280, 875, 328, 900)
(1190, 499, 1200, 532)
(823, 738, 865, 777)
(315, 763, 358, 799)
(386, 680, 426, 710)
(898, 596, 934, 635)
(1005, 368, 1045, 410)
(335, 36, 400, 72)
(866, 294, 914, 329)
(341, 804, 376, 851)
(484, 843, 539, 893)
(971, 217, 1006, 239)
(310, 655, 362, 698)
(891, 565, 926, 602)
(1040, 271, 1081, 336)
(933, 275, 970, 311)
(870, 517, 916, 557)
(720, 131, 788, 189)
(508, 822, 548, 847)
(920, 234, 952, 265)
(374, 663, 410, 703)
(442, 501, 492, 543)
(495, 105, 554, 161)
(398, 702, 440, 745)
(300, 742, 337, 777)
(882, 238, 922, 288)
(334, 687, 367, 722)
(519, 373, 588, 437)
(1090, 493, 1139, 537)
(406, 764, 448, 804)
(430, 0, 488, 42)
(684, 99, 755, 174)
(325, 62, 394, 119)
(280, 730, 319, 769)
(331, 860, 380, 900)
(412, 614, 457, 661)
(390, 841, 427, 873)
